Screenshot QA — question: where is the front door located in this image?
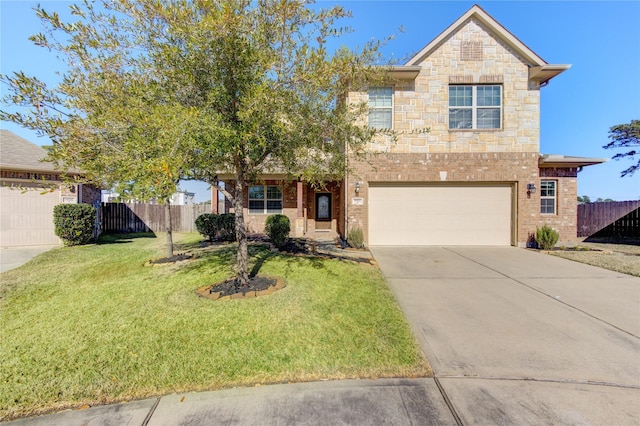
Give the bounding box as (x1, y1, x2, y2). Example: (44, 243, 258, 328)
(315, 193, 332, 230)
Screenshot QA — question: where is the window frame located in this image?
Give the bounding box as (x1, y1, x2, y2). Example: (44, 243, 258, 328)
(448, 84, 502, 130)
(248, 185, 283, 215)
(368, 86, 394, 130)
(540, 180, 557, 215)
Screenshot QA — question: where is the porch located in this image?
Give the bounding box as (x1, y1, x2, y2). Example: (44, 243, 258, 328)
(211, 179, 344, 238)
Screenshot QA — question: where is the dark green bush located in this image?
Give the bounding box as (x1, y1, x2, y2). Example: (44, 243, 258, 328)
(195, 214, 216, 241)
(217, 213, 236, 241)
(265, 214, 290, 249)
(536, 225, 559, 250)
(195, 213, 236, 241)
(347, 227, 364, 249)
(53, 203, 96, 246)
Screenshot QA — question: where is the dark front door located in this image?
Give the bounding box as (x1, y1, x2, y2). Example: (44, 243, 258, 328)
(315, 193, 332, 229)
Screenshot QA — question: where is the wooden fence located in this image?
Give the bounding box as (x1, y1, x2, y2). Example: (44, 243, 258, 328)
(577, 200, 640, 238)
(99, 203, 211, 233)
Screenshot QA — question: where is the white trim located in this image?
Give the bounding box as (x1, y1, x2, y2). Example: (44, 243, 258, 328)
(540, 180, 557, 215)
(248, 185, 283, 215)
(368, 86, 394, 130)
(449, 84, 502, 129)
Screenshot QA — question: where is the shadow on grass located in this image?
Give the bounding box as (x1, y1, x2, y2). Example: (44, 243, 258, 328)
(97, 232, 157, 245)
(249, 248, 276, 278)
(176, 241, 336, 281)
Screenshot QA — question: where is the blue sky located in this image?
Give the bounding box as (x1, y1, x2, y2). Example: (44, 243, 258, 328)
(1, 1, 639, 202)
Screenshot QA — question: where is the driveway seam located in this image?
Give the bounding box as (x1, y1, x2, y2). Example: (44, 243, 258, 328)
(141, 397, 160, 426)
(444, 247, 640, 340)
(435, 375, 640, 390)
(433, 377, 464, 426)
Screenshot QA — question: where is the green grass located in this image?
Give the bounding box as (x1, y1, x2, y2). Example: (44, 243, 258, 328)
(0, 233, 430, 420)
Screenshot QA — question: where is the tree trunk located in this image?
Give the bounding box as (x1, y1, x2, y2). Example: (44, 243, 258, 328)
(233, 178, 250, 288)
(164, 201, 174, 259)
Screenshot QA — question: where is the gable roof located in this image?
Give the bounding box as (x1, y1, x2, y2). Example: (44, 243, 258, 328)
(0, 130, 59, 173)
(404, 4, 570, 85)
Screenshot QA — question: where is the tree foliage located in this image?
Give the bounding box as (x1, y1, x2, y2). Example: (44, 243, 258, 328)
(1, 0, 386, 287)
(577, 195, 615, 203)
(603, 119, 640, 177)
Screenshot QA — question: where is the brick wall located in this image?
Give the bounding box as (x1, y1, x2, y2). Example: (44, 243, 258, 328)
(224, 180, 342, 236)
(539, 167, 579, 242)
(347, 153, 579, 246)
(226, 180, 300, 234)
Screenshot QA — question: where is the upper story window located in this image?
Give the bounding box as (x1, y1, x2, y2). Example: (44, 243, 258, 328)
(368, 86, 393, 129)
(449, 85, 502, 130)
(540, 180, 556, 215)
(249, 185, 282, 214)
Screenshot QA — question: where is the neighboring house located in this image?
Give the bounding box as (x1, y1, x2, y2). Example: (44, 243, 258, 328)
(101, 190, 196, 205)
(0, 130, 101, 247)
(216, 5, 609, 246)
(170, 191, 195, 206)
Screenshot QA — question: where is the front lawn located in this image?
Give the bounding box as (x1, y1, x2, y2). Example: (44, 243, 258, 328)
(548, 242, 640, 277)
(0, 233, 430, 421)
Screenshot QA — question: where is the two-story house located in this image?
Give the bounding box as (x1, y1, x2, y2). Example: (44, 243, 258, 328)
(214, 4, 605, 246)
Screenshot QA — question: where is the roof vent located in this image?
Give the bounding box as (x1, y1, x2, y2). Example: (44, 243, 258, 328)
(461, 41, 483, 61)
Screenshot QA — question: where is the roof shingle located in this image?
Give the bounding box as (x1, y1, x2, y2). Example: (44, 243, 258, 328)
(0, 130, 57, 173)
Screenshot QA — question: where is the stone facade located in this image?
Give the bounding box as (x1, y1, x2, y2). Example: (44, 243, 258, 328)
(348, 18, 540, 155)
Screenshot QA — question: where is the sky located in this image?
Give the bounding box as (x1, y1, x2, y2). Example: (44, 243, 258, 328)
(1, 0, 639, 202)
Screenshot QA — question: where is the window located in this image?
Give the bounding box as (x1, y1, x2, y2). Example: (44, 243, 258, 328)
(369, 86, 393, 129)
(249, 185, 282, 214)
(540, 180, 556, 214)
(449, 85, 502, 129)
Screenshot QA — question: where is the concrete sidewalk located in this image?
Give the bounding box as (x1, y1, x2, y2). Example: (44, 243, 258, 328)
(3, 379, 456, 425)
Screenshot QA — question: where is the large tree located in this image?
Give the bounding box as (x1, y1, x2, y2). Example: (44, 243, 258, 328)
(1, 0, 385, 287)
(603, 119, 640, 177)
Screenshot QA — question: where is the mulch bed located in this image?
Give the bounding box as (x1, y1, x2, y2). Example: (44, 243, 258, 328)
(211, 276, 276, 296)
(196, 275, 285, 301)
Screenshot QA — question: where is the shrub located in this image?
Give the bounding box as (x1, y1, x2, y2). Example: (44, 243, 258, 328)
(195, 213, 236, 241)
(265, 214, 290, 249)
(217, 213, 236, 241)
(53, 203, 96, 246)
(195, 214, 217, 241)
(536, 225, 559, 250)
(347, 227, 364, 249)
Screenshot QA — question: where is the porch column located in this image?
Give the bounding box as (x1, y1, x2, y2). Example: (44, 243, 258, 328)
(295, 180, 305, 237)
(296, 181, 303, 217)
(211, 186, 218, 214)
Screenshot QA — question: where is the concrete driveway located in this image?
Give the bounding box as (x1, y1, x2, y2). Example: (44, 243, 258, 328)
(0, 245, 58, 273)
(371, 246, 640, 425)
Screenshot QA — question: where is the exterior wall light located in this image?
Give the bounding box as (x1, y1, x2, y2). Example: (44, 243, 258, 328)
(355, 181, 360, 194)
(526, 183, 536, 198)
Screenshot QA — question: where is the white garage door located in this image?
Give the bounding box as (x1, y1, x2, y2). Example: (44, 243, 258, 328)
(369, 185, 513, 246)
(0, 185, 61, 246)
